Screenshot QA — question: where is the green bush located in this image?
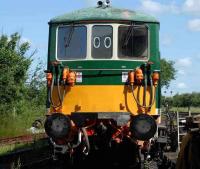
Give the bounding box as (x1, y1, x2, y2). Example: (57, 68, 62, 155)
(0, 33, 46, 137)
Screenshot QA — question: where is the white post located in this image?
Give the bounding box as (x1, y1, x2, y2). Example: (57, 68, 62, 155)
(177, 111, 180, 151)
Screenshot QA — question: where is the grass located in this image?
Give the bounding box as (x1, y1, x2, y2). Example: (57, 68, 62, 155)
(0, 101, 46, 137)
(0, 143, 29, 156)
(170, 107, 200, 113)
(11, 158, 21, 169)
(0, 100, 47, 155)
(0, 138, 49, 156)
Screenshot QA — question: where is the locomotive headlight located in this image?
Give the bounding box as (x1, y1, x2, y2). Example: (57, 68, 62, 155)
(97, 1, 103, 7)
(44, 113, 71, 140)
(130, 114, 157, 141)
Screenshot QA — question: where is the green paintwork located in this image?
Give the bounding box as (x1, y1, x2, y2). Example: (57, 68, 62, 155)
(50, 7, 159, 24)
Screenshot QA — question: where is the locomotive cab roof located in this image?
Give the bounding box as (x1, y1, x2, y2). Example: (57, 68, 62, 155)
(49, 6, 159, 24)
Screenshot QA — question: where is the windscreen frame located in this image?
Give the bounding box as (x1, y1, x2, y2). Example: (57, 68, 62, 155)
(117, 24, 150, 61)
(91, 25, 113, 59)
(56, 24, 88, 61)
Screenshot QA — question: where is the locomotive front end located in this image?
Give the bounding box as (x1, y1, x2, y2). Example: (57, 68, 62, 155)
(44, 1, 160, 166)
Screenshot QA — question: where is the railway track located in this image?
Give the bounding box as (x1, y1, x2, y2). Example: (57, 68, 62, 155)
(0, 134, 176, 169)
(0, 144, 176, 169)
(0, 148, 52, 169)
(0, 137, 51, 169)
(0, 133, 47, 146)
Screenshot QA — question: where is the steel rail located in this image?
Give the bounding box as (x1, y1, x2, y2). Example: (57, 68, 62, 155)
(0, 133, 47, 146)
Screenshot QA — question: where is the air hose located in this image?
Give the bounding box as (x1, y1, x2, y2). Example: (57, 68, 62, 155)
(49, 75, 62, 108)
(48, 66, 66, 109)
(131, 84, 156, 110)
(57, 74, 63, 104)
(148, 75, 156, 108)
(130, 66, 157, 110)
(143, 65, 147, 108)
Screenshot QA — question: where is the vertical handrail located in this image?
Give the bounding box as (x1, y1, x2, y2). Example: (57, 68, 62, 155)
(177, 111, 180, 151)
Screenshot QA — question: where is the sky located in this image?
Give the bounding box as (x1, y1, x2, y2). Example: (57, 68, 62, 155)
(0, 0, 200, 95)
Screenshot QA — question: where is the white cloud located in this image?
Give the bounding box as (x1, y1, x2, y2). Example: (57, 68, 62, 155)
(138, 0, 200, 16)
(177, 69, 186, 75)
(21, 37, 32, 44)
(161, 35, 173, 46)
(176, 58, 193, 77)
(183, 0, 200, 15)
(177, 82, 187, 89)
(187, 19, 200, 31)
(140, 0, 165, 14)
(176, 57, 192, 67)
(18, 37, 32, 47)
(139, 0, 178, 15)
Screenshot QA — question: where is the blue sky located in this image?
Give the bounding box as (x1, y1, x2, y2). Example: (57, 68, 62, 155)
(0, 0, 200, 95)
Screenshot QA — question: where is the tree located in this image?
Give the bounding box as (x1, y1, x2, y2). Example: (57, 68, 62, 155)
(0, 33, 32, 112)
(173, 92, 200, 109)
(26, 61, 46, 105)
(173, 94, 182, 107)
(160, 58, 176, 88)
(191, 92, 200, 107)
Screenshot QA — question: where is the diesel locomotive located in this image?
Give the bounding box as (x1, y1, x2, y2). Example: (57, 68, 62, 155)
(44, 0, 161, 166)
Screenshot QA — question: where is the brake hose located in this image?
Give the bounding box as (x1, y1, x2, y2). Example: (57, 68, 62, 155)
(148, 76, 154, 107)
(145, 79, 156, 109)
(49, 76, 61, 108)
(57, 76, 62, 105)
(143, 69, 147, 108)
(131, 81, 156, 109)
(49, 73, 66, 109)
(131, 85, 144, 108)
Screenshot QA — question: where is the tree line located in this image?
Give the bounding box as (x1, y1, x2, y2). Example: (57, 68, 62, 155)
(162, 93, 200, 109)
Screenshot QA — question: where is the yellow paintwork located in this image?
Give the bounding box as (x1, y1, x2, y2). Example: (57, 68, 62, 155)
(50, 85, 157, 116)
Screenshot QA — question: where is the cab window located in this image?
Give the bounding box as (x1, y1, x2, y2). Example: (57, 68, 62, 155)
(57, 25, 87, 60)
(118, 25, 148, 59)
(92, 25, 113, 59)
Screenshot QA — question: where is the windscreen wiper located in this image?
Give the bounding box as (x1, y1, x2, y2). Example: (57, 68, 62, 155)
(64, 24, 74, 48)
(123, 25, 134, 47)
